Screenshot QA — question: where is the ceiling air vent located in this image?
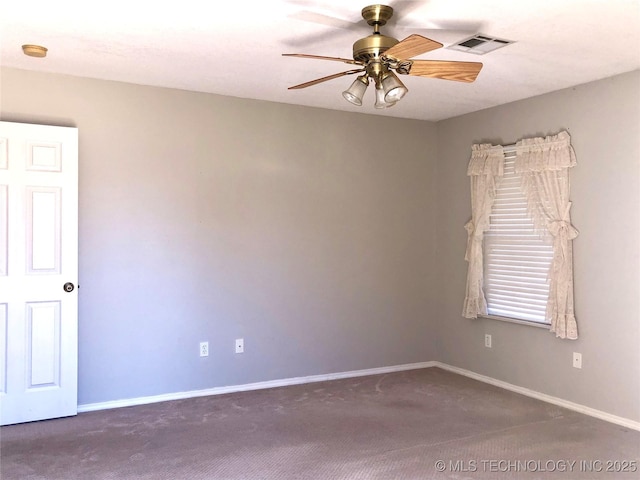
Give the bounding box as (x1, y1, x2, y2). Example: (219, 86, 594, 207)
(447, 34, 514, 55)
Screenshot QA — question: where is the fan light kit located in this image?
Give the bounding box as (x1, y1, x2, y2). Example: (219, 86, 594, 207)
(283, 4, 483, 109)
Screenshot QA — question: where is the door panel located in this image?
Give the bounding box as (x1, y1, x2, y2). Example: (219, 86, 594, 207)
(0, 138, 7, 169)
(26, 187, 61, 274)
(0, 303, 6, 394)
(27, 301, 61, 388)
(27, 141, 62, 172)
(0, 121, 78, 425)
(0, 185, 6, 276)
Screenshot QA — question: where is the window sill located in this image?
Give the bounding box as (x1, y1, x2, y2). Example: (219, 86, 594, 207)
(479, 314, 550, 330)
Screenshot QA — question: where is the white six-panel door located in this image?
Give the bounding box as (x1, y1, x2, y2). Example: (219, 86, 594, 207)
(0, 121, 78, 425)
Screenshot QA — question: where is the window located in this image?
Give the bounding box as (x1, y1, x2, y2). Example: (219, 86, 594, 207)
(463, 131, 578, 339)
(483, 149, 553, 324)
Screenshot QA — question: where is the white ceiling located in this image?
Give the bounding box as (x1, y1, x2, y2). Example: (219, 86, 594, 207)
(1, 0, 639, 121)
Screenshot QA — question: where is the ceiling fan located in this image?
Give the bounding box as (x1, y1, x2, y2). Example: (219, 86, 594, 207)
(283, 4, 483, 109)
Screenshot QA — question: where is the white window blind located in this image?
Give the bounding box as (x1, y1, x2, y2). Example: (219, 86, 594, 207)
(483, 149, 554, 324)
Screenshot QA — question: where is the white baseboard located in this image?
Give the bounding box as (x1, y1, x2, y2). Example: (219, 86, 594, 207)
(78, 361, 437, 413)
(78, 360, 640, 432)
(433, 362, 640, 432)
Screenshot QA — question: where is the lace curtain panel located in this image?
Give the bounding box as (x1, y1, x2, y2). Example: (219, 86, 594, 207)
(462, 131, 579, 340)
(515, 131, 578, 339)
(462, 144, 504, 319)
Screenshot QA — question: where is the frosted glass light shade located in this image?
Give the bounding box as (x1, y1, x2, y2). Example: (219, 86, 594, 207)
(381, 72, 408, 103)
(374, 86, 396, 109)
(342, 76, 369, 106)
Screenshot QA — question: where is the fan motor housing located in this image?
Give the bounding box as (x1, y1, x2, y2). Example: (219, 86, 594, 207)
(352, 34, 398, 63)
(361, 5, 394, 26)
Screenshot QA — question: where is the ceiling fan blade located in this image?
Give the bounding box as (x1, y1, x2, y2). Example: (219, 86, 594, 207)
(405, 60, 483, 83)
(289, 1, 421, 29)
(383, 34, 443, 60)
(288, 10, 360, 31)
(288, 69, 365, 90)
(282, 53, 361, 65)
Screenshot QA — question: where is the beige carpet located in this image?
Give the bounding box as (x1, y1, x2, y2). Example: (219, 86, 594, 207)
(1, 368, 639, 479)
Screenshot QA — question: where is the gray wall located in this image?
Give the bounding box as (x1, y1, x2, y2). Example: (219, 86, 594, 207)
(1, 68, 439, 405)
(2, 67, 638, 423)
(436, 70, 640, 422)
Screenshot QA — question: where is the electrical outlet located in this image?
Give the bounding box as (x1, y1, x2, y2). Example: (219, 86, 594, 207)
(235, 338, 244, 354)
(484, 334, 492, 348)
(199, 341, 209, 357)
(572, 352, 582, 369)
